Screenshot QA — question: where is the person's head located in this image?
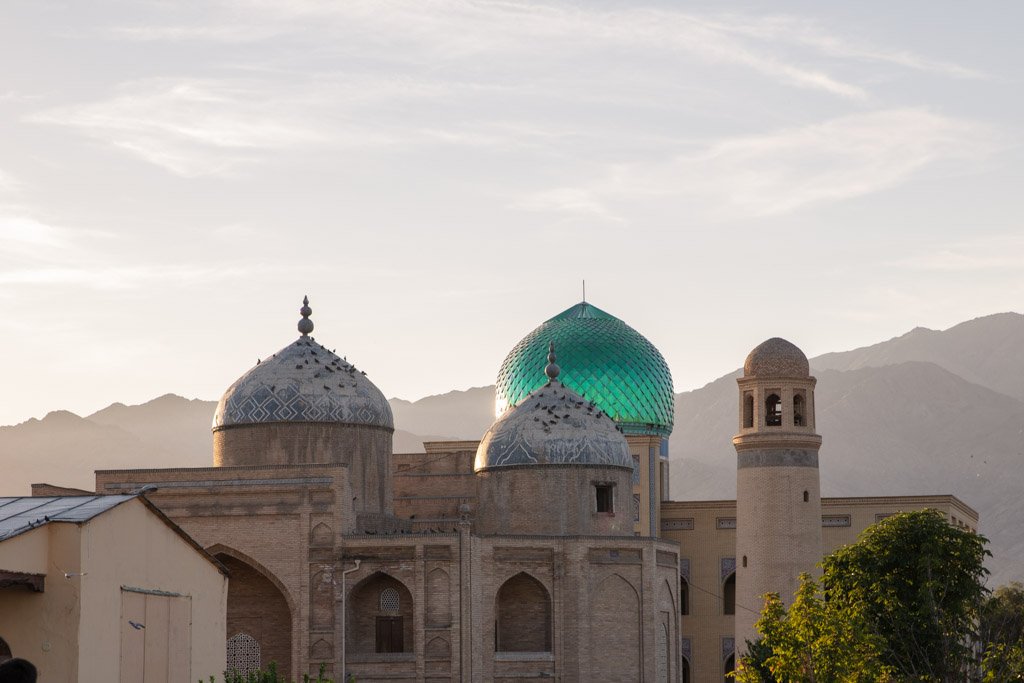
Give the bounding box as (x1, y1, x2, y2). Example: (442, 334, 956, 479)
(0, 658, 37, 683)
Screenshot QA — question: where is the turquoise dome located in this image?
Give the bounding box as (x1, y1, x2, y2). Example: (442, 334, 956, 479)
(495, 302, 674, 436)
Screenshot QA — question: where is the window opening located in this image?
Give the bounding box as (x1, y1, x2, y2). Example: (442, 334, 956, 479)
(742, 393, 754, 428)
(723, 573, 736, 615)
(803, 490, 809, 503)
(595, 484, 614, 513)
(226, 633, 260, 676)
(793, 393, 805, 426)
(724, 653, 736, 682)
(742, 555, 747, 568)
(380, 587, 400, 612)
(765, 394, 782, 426)
(680, 578, 689, 616)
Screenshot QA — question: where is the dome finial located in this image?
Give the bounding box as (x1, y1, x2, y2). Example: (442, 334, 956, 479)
(298, 295, 314, 336)
(545, 341, 560, 381)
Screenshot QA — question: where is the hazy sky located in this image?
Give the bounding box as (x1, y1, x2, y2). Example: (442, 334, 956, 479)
(1, 1, 1021, 425)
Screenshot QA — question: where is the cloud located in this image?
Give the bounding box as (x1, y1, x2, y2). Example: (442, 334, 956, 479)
(0, 214, 72, 251)
(888, 235, 1024, 272)
(521, 108, 996, 219)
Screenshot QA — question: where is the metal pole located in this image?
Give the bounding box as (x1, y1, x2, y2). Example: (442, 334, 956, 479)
(339, 559, 360, 683)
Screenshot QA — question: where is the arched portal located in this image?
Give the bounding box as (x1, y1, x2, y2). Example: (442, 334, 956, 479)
(215, 552, 292, 675)
(591, 573, 641, 682)
(348, 572, 414, 654)
(495, 572, 551, 652)
(0, 636, 11, 661)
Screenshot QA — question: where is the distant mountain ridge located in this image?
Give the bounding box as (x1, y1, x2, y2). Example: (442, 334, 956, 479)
(2, 312, 1021, 584)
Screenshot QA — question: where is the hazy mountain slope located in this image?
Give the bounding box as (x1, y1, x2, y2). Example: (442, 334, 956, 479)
(88, 394, 216, 462)
(0, 396, 446, 495)
(813, 312, 1024, 401)
(0, 411, 186, 494)
(389, 386, 496, 440)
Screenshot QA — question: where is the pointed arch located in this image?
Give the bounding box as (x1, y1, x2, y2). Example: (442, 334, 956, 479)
(723, 571, 736, 615)
(208, 545, 292, 675)
(591, 573, 641, 681)
(348, 571, 414, 654)
(495, 572, 551, 652)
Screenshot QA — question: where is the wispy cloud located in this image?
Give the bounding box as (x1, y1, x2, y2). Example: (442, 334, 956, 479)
(520, 108, 996, 219)
(889, 235, 1024, 272)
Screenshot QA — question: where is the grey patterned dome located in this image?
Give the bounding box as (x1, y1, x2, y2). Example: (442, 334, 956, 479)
(744, 337, 810, 378)
(474, 378, 632, 472)
(213, 336, 393, 430)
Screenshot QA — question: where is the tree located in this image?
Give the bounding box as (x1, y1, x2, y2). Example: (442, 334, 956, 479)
(980, 582, 1024, 682)
(733, 574, 891, 683)
(821, 509, 989, 682)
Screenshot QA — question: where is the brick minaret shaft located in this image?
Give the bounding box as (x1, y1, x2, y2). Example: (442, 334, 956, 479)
(733, 339, 823, 653)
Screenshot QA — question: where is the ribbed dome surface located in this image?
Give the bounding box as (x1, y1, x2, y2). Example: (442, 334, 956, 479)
(475, 380, 632, 471)
(495, 302, 674, 436)
(743, 337, 810, 378)
(213, 337, 393, 430)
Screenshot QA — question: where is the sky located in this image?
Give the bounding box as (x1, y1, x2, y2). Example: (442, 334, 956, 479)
(0, 1, 1021, 425)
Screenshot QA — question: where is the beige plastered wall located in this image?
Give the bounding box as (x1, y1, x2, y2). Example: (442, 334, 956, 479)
(0, 523, 83, 680)
(77, 498, 228, 683)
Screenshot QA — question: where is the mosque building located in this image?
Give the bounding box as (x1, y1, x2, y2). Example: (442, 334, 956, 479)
(93, 297, 978, 683)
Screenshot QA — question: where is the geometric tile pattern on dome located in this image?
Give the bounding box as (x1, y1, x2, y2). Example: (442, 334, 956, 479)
(495, 302, 674, 436)
(213, 337, 393, 430)
(475, 379, 633, 471)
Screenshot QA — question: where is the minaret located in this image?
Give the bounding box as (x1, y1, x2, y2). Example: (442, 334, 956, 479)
(733, 338, 822, 651)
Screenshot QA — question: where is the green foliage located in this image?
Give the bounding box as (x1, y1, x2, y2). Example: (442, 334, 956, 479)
(822, 509, 989, 682)
(980, 583, 1024, 681)
(734, 575, 892, 683)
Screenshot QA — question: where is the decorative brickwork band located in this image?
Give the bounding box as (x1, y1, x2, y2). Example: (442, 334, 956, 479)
(737, 448, 819, 469)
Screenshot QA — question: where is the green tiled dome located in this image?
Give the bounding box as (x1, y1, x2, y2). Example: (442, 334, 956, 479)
(495, 302, 674, 436)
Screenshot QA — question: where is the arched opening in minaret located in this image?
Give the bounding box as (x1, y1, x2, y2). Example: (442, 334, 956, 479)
(793, 392, 805, 426)
(722, 572, 736, 615)
(723, 653, 735, 682)
(682, 655, 691, 683)
(765, 394, 782, 426)
(742, 393, 754, 428)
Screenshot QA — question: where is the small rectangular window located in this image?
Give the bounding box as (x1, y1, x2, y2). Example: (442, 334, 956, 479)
(596, 484, 614, 513)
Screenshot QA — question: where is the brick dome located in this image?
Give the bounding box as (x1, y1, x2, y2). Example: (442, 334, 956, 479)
(743, 337, 810, 378)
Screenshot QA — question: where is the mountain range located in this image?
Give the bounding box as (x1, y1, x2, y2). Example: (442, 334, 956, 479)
(2, 312, 1021, 585)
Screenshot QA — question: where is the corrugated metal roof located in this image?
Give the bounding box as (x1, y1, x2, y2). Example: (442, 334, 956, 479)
(0, 495, 136, 542)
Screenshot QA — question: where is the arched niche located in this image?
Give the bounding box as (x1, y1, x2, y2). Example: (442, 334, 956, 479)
(348, 572, 414, 654)
(495, 572, 552, 653)
(212, 548, 293, 676)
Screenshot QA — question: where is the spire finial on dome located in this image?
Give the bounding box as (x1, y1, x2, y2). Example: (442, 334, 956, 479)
(545, 341, 560, 381)
(298, 295, 314, 336)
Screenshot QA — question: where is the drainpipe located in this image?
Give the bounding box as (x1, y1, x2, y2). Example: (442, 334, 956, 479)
(339, 559, 361, 682)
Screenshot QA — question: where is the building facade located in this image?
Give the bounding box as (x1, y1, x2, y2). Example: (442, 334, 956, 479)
(92, 297, 977, 683)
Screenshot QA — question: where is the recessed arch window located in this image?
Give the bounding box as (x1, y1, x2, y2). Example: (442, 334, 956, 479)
(680, 577, 690, 616)
(724, 653, 736, 683)
(723, 573, 736, 615)
(793, 393, 805, 426)
(765, 394, 782, 426)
